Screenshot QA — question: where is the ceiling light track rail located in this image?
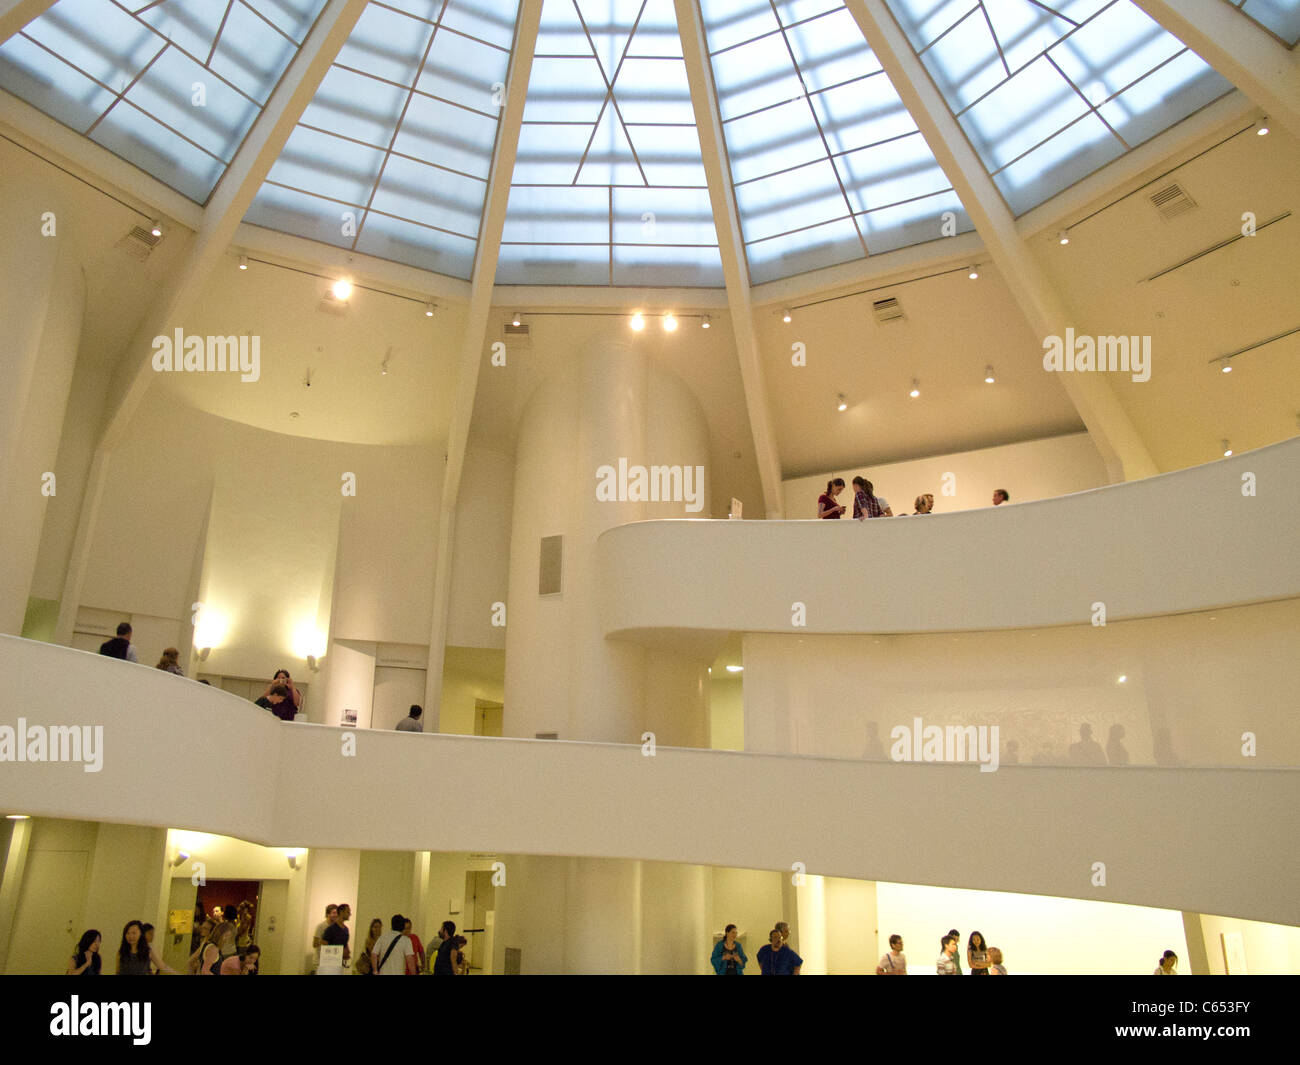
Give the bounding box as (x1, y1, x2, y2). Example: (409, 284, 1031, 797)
(1144, 210, 1291, 282)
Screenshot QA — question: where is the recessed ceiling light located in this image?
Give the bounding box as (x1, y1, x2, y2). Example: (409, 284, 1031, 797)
(238, 255, 248, 270)
(331, 279, 353, 300)
(701, 315, 711, 329)
(630, 312, 645, 332)
(782, 308, 792, 323)
(1057, 229, 1070, 245)
(663, 312, 678, 332)
(984, 365, 995, 384)
(909, 378, 920, 398)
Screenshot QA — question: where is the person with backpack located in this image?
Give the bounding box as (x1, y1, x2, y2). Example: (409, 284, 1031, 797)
(98, 622, 138, 662)
(372, 914, 417, 976)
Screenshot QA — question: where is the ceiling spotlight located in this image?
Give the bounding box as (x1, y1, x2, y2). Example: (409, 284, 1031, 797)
(5, 814, 31, 820)
(1057, 229, 1070, 245)
(968, 266, 979, 280)
(1117, 675, 1127, 684)
(331, 278, 353, 301)
(1221, 362, 1232, 373)
(725, 665, 743, 673)
(424, 303, 435, 317)
(836, 393, 847, 412)
(701, 315, 711, 329)
(663, 312, 678, 332)
(511, 311, 521, 327)
(238, 255, 248, 271)
(1222, 439, 1232, 457)
(630, 312, 645, 332)
(782, 309, 792, 323)
(909, 378, 920, 399)
(150, 219, 162, 237)
(1257, 118, 1269, 136)
(984, 365, 995, 384)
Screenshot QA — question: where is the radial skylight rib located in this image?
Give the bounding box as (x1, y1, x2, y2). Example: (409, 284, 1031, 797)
(700, 0, 972, 283)
(497, 0, 723, 287)
(883, 0, 1233, 214)
(245, 0, 519, 279)
(0, 0, 330, 202)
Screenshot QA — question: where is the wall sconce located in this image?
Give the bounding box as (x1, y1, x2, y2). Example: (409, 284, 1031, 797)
(171, 850, 190, 868)
(307, 655, 321, 673)
(286, 849, 304, 871)
(196, 647, 211, 662)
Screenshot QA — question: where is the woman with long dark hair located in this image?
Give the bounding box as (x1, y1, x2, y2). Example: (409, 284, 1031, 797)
(66, 930, 101, 975)
(967, 930, 990, 975)
(818, 478, 846, 519)
(852, 476, 885, 520)
(117, 919, 175, 975)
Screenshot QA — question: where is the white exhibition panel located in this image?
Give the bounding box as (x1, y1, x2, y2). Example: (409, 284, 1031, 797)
(597, 437, 1300, 639)
(2, 636, 1297, 926)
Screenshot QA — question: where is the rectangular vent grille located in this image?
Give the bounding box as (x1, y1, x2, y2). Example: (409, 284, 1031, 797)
(115, 225, 163, 261)
(1149, 183, 1196, 220)
(539, 535, 562, 595)
(873, 297, 905, 323)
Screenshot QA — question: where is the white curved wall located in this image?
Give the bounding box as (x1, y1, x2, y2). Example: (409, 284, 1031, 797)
(598, 437, 1300, 640)
(3, 636, 1297, 925)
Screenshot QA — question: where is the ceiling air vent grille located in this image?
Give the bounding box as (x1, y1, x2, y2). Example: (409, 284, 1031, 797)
(1149, 183, 1196, 221)
(115, 225, 164, 261)
(872, 297, 905, 324)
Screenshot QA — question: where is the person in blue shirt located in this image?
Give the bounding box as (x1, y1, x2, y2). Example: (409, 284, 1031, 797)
(711, 924, 747, 975)
(756, 928, 802, 975)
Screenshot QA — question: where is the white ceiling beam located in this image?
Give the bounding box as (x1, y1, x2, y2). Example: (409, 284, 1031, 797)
(423, 0, 541, 727)
(0, 0, 54, 44)
(96, 0, 368, 451)
(443, 0, 542, 508)
(843, 0, 1158, 483)
(675, 0, 785, 517)
(1131, 0, 1300, 141)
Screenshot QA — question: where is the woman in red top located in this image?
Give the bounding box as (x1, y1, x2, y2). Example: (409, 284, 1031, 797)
(818, 478, 846, 518)
(403, 918, 426, 973)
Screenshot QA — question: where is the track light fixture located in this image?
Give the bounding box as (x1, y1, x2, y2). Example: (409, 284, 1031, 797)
(662, 312, 678, 332)
(331, 278, 353, 300)
(984, 365, 995, 384)
(150, 219, 162, 237)
(782, 308, 792, 323)
(1222, 439, 1232, 457)
(1257, 118, 1269, 136)
(836, 393, 847, 412)
(424, 303, 435, 317)
(630, 312, 645, 332)
(511, 311, 521, 327)
(238, 255, 248, 270)
(968, 266, 979, 280)
(1057, 230, 1070, 245)
(909, 378, 920, 399)
(701, 315, 711, 329)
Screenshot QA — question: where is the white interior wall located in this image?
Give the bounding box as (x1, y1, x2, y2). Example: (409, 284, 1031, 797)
(446, 442, 514, 649)
(782, 431, 1108, 518)
(875, 881, 1189, 976)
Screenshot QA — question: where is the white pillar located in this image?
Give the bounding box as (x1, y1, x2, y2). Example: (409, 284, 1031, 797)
(504, 334, 711, 745)
(0, 184, 84, 635)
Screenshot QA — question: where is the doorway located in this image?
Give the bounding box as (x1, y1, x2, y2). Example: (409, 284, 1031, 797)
(462, 870, 496, 974)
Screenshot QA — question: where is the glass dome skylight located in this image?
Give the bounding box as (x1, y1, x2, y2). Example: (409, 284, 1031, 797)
(0, 0, 1259, 284)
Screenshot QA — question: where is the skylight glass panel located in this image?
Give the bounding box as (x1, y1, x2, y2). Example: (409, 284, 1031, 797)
(1236, 0, 1300, 46)
(0, 0, 329, 202)
(883, 0, 1234, 215)
(701, 0, 970, 282)
(498, 0, 723, 286)
(247, 0, 521, 281)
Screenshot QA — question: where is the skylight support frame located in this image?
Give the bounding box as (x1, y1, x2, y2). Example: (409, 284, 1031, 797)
(0, 0, 56, 46)
(1130, 0, 1300, 139)
(423, 0, 543, 726)
(677, 0, 784, 518)
(843, 0, 1158, 485)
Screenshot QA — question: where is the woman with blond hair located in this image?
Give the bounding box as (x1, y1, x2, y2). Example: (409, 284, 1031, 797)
(197, 922, 237, 975)
(913, 493, 934, 514)
(156, 647, 184, 675)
